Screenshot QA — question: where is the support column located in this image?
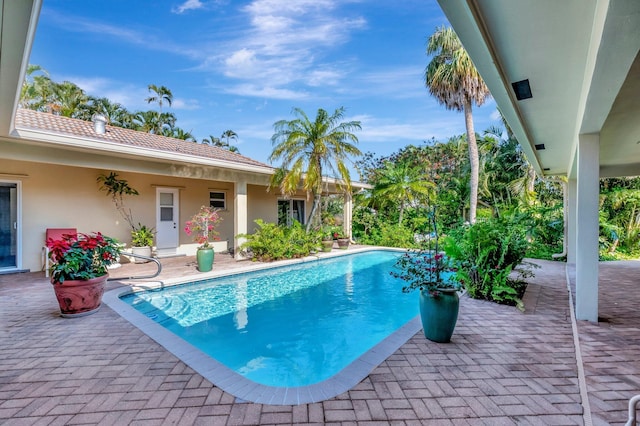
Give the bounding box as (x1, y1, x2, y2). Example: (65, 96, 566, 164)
(234, 181, 248, 260)
(343, 192, 353, 240)
(575, 134, 599, 322)
(566, 178, 577, 264)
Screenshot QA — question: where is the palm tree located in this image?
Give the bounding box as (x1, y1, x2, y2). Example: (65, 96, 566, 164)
(19, 64, 48, 109)
(145, 84, 173, 113)
(51, 81, 88, 117)
(425, 26, 490, 224)
(166, 127, 196, 141)
(132, 110, 160, 133)
(269, 107, 362, 231)
(221, 130, 239, 152)
(202, 134, 223, 146)
(371, 161, 435, 224)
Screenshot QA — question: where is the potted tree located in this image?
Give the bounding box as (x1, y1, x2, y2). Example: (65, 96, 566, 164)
(391, 207, 461, 343)
(46, 232, 122, 317)
(184, 206, 222, 272)
(130, 223, 154, 263)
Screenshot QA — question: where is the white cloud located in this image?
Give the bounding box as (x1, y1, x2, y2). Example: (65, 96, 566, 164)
(223, 84, 309, 100)
(172, 0, 205, 14)
(172, 98, 201, 110)
(209, 0, 366, 99)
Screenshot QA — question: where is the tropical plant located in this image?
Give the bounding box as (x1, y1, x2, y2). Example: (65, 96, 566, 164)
(370, 160, 434, 224)
(221, 129, 240, 152)
(269, 107, 362, 232)
(19, 64, 49, 109)
(131, 224, 155, 247)
(145, 84, 173, 113)
(425, 26, 490, 224)
(97, 172, 139, 229)
(46, 232, 122, 283)
(184, 206, 222, 249)
(442, 215, 533, 307)
(238, 219, 320, 261)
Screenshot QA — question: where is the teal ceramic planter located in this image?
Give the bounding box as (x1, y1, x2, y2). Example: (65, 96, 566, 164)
(419, 288, 459, 343)
(196, 247, 214, 272)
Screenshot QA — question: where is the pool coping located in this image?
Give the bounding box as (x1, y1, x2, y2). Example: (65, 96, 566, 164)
(103, 247, 421, 405)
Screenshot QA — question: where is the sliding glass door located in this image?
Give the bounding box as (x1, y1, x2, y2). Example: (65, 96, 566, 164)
(0, 182, 18, 269)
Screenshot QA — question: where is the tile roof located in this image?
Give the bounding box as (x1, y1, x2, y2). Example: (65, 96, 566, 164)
(14, 108, 273, 171)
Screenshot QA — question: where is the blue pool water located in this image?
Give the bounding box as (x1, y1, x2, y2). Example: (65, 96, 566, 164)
(121, 250, 417, 387)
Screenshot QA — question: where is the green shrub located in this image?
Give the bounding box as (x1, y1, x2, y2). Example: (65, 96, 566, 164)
(377, 223, 417, 248)
(443, 215, 533, 307)
(238, 219, 320, 261)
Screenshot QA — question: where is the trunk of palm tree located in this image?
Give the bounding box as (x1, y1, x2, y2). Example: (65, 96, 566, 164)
(464, 99, 479, 224)
(306, 193, 322, 232)
(398, 204, 405, 225)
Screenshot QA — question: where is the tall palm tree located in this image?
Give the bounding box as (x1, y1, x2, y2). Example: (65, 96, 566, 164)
(425, 26, 490, 224)
(269, 107, 362, 231)
(145, 84, 173, 113)
(221, 130, 238, 150)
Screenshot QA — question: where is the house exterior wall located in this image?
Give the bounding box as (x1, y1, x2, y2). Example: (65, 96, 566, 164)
(2, 159, 255, 272)
(247, 184, 278, 231)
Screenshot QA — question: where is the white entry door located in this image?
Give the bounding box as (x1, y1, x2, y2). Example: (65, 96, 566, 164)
(156, 188, 179, 256)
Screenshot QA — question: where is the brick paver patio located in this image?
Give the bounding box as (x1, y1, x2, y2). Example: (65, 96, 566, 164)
(1, 253, 639, 425)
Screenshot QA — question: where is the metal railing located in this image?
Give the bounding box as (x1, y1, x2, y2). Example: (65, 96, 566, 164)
(107, 251, 162, 281)
(626, 395, 640, 426)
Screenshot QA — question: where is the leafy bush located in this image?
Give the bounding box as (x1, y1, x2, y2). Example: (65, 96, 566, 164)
(442, 215, 533, 307)
(238, 219, 320, 261)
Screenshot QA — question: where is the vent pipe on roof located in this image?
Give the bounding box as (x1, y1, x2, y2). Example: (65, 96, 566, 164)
(92, 114, 107, 134)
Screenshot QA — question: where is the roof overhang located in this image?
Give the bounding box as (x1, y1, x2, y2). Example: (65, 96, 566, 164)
(0, 0, 41, 136)
(438, 0, 640, 179)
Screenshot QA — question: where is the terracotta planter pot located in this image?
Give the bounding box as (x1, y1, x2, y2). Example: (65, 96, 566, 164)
(51, 274, 108, 318)
(337, 238, 350, 249)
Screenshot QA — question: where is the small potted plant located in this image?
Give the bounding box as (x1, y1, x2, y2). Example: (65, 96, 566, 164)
(184, 206, 222, 272)
(390, 206, 461, 343)
(130, 223, 155, 263)
(46, 232, 122, 317)
(333, 228, 350, 249)
(321, 227, 334, 252)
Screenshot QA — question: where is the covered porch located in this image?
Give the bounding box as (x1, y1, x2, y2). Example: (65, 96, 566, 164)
(438, 0, 640, 322)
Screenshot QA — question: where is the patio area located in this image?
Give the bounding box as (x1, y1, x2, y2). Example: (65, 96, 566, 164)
(1, 251, 639, 425)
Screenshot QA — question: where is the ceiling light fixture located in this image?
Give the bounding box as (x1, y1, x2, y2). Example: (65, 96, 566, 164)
(512, 79, 532, 100)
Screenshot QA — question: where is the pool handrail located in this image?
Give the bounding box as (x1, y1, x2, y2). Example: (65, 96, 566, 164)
(107, 251, 162, 281)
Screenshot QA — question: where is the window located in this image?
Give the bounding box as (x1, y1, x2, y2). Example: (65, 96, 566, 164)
(209, 191, 226, 210)
(278, 199, 305, 226)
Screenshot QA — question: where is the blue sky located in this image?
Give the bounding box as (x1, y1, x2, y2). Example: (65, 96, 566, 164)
(29, 0, 500, 170)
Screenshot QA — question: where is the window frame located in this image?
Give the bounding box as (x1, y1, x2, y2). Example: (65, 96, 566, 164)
(209, 190, 227, 210)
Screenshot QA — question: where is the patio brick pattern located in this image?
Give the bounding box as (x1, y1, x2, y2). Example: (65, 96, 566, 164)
(1, 255, 638, 425)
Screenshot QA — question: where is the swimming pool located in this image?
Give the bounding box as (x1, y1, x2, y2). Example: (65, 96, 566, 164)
(104, 248, 422, 404)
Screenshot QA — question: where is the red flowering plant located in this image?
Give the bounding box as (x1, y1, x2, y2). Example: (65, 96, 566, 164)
(184, 206, 222, 249)
(46, 232, 122, 283)
(390, 206, 461, 296)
